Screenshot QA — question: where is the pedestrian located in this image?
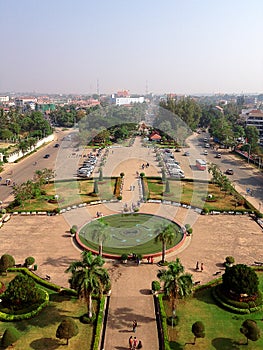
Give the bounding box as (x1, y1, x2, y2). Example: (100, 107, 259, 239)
(147, 257, 150, 264)
(133, 337, 138, 349)
(133, 185, 135, 191)
(196, 261, 199, 271)
(137, 340, 143, 349)
(201, 262, 204, 272)
(129, 336, 133, 350)
(150, 256, 154, 264)
(132, 320, 137, 333)
(130, 185, 132, 191)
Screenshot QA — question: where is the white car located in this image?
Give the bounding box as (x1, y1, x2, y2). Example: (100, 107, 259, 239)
(203, 150, 208, 155)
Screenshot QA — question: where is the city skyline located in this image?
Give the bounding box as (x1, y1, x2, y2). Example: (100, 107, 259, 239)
(1, 0, 263, 95)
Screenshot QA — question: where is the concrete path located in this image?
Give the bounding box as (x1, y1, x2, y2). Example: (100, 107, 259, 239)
(103, 138, 159, 349)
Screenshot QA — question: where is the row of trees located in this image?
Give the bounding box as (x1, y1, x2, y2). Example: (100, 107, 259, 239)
(0, 108, 52, 141)
(158, 98, 261, 154)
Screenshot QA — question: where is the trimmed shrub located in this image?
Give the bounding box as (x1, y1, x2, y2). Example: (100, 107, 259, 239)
(1, 327, 20, 348)
(0, 254, 15, 273)
(70, 225, 78, 235)
(152, 280, 161, 292)
(25, 256, 35, 267)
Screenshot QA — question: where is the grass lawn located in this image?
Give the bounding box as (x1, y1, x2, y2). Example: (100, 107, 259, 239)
(0, 273, 97, 350)
(9, 178, 118, 212)
(147, 178, 249, 211)
(163, 272, 263, 350)
(78, 213, 184, 256)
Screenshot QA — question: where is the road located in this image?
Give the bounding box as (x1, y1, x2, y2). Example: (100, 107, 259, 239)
(0, 129, 75, 206)
(187, 132, 263, 211)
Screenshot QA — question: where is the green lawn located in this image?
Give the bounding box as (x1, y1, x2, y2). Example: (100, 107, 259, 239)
(78, 213, 184, 256)
(0, 273, 97, 350)
(9, 178, 118, 212)
(163, 272, 263, 349)
(147, 178, 249, 211)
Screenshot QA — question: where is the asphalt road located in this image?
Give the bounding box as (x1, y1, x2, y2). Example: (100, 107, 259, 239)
(188, 133, 263, 209)
(0, 130, 74, 205)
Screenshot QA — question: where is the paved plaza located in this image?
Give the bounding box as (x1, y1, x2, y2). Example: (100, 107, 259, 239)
(0, 136, 262, 349)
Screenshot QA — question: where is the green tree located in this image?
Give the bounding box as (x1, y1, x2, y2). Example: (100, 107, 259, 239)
(192, 321, 205, 345)
(222, 264, 259, 296)
(154, 224, 177, 263)
(65, 251, 110, 318)
(1, 327, 20, 348)
(245, 125, 259, 152)
(2, 273, 43, 309)
(157, 258, 193, 313)
(0, 254, 15, 274)
(91, 218, 109, 256)
(93, 180, 99, 194)
(240, 319, 260, 345)
(56, 318, 79, 346)
(99, 168, 103, 182)
(165, 180, 170, 193)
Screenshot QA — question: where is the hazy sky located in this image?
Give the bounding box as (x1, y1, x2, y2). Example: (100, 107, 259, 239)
(1, 0, 263, 95)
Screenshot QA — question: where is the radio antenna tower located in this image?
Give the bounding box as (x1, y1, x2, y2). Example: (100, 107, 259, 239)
(145, 80, 148, 95)
(96, 79, 100, 97)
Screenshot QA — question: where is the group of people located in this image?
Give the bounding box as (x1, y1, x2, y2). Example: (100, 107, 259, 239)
(196, 261, 204, 272)
(141, 162, 149, 170)
(128, 321, 142, 349)
(129, 336, 142, 349)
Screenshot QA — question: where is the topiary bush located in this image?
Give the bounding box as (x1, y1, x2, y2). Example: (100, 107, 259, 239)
(224, 256, 235, 267)
(70, 225, 78, 235)
(25, 256, 35, 267)
(152, 280, 161, 292)
(1, 326, 20, 348)
(0, 254, 15, 274)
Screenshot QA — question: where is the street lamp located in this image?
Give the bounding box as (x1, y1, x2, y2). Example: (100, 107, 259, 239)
(246, 143, 251, 164)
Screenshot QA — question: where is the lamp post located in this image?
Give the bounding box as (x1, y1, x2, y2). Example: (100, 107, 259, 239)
(246, 143, 251, 164)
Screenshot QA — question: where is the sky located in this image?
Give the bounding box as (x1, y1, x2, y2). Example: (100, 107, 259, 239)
(1, 0, 263, 95)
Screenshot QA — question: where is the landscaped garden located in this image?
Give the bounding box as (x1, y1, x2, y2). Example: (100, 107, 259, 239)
(146, 177, 253, 212)
(0, 252, 109, 349)
(157, 264, 263, 350)
(78, 213, 184, 256)
(8, 176, 119, 212)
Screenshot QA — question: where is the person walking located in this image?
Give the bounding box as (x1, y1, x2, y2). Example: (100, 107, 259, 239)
(196, 261, 199, 271)
(133, 337, 138, 349)
(137, 340, 143, 349)
(132, 320, 137, 333)
(201, 262, 204, 272)
(129, 336, 133, 350)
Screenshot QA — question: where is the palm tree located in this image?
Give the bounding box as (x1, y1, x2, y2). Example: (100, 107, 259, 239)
(154, 224, 178, 263)
(65, 251, 110, 318)
(157, 258, 193, 313)
(91, 218, 109, 256)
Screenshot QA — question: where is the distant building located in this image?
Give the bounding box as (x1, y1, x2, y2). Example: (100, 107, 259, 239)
(15, 97, 37, 110)
(149, 130, 161, 141)
(240, 108, 263, 143)
(0, 95, 9, 104)
(111, 90, 144, 106)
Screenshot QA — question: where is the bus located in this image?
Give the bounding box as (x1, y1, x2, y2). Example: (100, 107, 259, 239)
(196, 159, 206, 170)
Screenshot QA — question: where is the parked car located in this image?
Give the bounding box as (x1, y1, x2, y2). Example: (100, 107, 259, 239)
(215, 153, 221, 158)
(54, 143, 60, 148)
(183, 151, 190, 156)
(203, 150, 208, 155)
(43, 154, 50, 158)
(225, 169, 234, 175)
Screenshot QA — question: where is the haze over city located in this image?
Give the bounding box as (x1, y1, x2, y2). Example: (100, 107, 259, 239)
(1, 0, 263, 95)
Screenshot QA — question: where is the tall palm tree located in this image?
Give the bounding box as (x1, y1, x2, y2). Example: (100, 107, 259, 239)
(157, 258, 193, 313)
(154, 224, 178, 263)
(65, 251, 110, 318)
(91, 218, 109, 256)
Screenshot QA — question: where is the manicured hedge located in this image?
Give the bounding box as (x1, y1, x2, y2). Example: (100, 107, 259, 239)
(92, 297, 106, 350)
(157, 294, 170, 350)
(0, 289, 49, 321)
(211, 285, 263, 314)
(7, 267, 77, 296)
